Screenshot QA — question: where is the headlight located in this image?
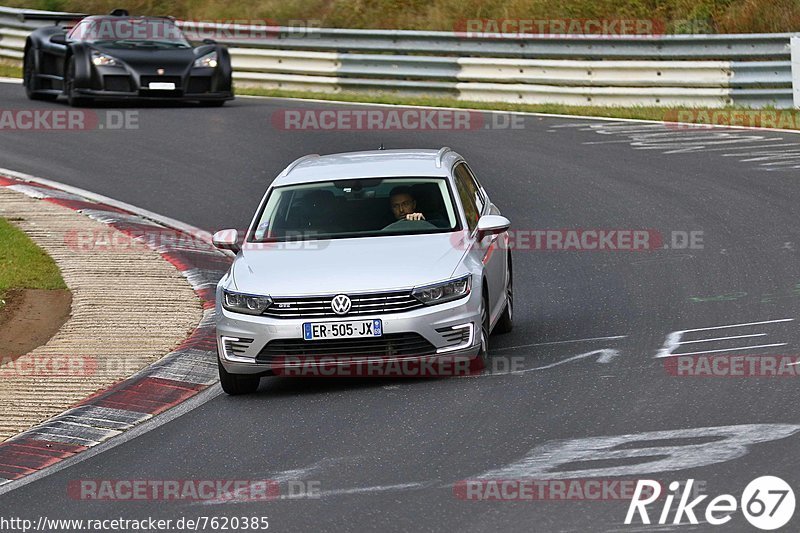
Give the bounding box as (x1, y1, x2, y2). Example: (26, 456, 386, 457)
(91, 50, 119, 66)
(194, 51, 218, 68)
(412, 274, 471, 305)
(222, 289, 272, 315)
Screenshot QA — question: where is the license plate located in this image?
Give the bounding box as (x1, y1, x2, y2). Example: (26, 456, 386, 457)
(148, 82, 175, 90)
(303, 319, 382, 340)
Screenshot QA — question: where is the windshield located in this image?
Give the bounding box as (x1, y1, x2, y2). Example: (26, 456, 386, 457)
(248, 177, 460, 242)
(70, 18, 191, 47)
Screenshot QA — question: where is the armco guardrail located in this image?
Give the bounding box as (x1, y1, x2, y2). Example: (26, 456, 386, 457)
(1, 6, 798, 108)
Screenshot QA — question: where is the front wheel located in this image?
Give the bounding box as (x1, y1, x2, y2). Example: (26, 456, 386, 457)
(494, 259, 513, 334)
(477, 291, 491, 369)
(64, 57, 92, 107)
(218, 357, 260, 395)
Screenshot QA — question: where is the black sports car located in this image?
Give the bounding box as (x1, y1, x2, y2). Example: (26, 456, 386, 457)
(23, 9, 234, 106)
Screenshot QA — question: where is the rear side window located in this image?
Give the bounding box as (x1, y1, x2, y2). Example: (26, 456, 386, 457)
(453, 163, 485, 232)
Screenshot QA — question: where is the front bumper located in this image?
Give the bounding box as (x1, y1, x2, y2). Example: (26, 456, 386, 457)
(216, 285, 482, 377)
(74, 87, 234, 101)
(78, 65, 233, 101)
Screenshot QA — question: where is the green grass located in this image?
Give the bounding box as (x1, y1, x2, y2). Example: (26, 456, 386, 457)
(0, 217, 67, 310)
(4, 0, 800, 33)
(0, 63, 22, 78)
(237, 86, 800, 131)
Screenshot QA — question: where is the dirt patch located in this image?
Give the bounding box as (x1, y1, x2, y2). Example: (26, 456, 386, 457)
(0, 289, 72, 361)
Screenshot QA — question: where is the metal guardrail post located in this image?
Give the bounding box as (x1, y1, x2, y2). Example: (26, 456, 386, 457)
(792, 36, 800, 108)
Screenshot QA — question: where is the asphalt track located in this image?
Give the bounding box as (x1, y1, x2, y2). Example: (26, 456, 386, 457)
(2, 83, 800, 531)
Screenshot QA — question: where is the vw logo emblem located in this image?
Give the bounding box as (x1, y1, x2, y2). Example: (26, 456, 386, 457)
(331, 294, 351, 315)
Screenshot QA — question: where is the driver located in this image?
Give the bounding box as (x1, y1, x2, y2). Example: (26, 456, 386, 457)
(389, 186, 426, 221)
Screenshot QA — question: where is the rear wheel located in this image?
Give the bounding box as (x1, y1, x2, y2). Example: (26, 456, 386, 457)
(23, 49, 57, 101)
(218, 356, 260, 395)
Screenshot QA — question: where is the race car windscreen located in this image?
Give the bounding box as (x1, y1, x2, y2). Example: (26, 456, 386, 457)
(249, 177, 460, 242)
(68, 18, 191, 47)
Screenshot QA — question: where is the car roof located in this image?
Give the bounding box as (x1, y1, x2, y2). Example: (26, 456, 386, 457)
(272, 148, 462, 186)
(79, 15, 177, 23)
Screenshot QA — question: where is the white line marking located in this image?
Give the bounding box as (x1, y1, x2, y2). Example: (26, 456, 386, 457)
(493, 335, 626, 352)
(306, 482, 426, 499)
(663, 343, 787, 357)
(2, 76, 800, 135)
(677, 333, 767, 345)
(487, 349, 621, 376)
(679, 318, 793, 334)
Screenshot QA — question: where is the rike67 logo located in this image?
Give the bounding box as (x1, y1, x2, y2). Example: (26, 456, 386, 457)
(626, 476, 795, 530)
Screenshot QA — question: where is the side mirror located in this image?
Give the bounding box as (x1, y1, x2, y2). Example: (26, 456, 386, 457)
(202, 38, 217, 45)
(476, 215, 510, 239)
(50, 33, 67, 45)
(212, 229, 240, 253)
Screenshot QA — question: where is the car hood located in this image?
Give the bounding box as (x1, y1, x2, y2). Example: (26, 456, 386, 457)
(231, 233, 467, 296)
(92, 44, 196, 71)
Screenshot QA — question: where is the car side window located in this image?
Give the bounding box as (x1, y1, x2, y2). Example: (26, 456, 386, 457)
(67, 21, 89, 40)
(453, 162, 484, 232)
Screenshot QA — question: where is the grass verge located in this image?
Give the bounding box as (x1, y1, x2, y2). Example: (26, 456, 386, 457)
(0, 62, 795, 130)
(236, 86, 800, 131)
(0, 63, 22, 78)
(5, 0, 800, 33)
(0, 216, 67, 311)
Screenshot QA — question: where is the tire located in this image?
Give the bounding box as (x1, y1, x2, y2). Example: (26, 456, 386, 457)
(477, 289, 491, 369)
(23, 49, 57, 101)
(494, 255, 514, 334)
(64, 56, 91, 107)
(218, 356, 260, 395)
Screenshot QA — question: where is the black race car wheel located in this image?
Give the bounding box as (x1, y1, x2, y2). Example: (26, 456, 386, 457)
(24, 49, 57, 101)
(65, 56, 92, 107)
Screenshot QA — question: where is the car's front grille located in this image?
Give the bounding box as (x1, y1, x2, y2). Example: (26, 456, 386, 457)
(103, 75, 132, 92)
(256, 333, 436, 361)
(140, 76, 182, 87)
(263, 291, 424, 319)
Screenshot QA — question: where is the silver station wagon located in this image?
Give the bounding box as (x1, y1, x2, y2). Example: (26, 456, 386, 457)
(213, 147, 513, 394)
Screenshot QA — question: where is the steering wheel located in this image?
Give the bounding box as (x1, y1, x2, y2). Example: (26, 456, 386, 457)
(382, 219, 437, 231)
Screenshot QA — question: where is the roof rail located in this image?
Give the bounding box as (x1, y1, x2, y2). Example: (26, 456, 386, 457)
(280, 154, 320, 177)
(435, 147, 452, 168)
